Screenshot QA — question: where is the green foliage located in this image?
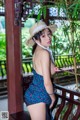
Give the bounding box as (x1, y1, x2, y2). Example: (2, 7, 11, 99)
(53, 21, 80, 56)
(0, 0, 3, 6)
(21, 19, 80, 58)
(0, 33, 6, 60)
(21, 19, 35, 58)
(37, 7, 42, 20)
(24, 1, 80, 57)
(0, 0, 80, 62)
(21, 27, 32, 58)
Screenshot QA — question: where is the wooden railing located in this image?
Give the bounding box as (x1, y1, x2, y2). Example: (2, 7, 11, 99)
(0, 56, 79, 119)
(22, 57, 32, 74)
(0, 55, 80, 78)
(55, 55, 74, 68)
(0, 59, 6, 78)
(53, 84, 80, 120)
(21, 75, 80, 120)
(10, 75, 80, 120)
(0, 55, 80, 95)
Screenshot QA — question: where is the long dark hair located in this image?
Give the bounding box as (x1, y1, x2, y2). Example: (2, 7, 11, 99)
(32, 28, 52, 54)
(32, 31, 42, 54)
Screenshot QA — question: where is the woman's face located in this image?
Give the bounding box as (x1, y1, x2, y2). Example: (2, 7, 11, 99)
(40, 28, 52, 47)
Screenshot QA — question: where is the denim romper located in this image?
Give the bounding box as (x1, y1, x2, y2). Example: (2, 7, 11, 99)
(24, 69, 51, 106)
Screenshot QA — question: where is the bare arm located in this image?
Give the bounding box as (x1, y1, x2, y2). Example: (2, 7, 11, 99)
(41, 50, 55, 108)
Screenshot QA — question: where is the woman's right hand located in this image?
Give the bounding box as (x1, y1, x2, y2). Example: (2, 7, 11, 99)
(49, 94, 55, 109)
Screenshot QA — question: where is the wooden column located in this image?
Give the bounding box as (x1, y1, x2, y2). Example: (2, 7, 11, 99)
(5, 0, 23, 114)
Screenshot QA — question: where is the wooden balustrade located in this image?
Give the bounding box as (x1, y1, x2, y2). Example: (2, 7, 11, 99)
(23, 75, 80, 120)
(0, 60, 6, 78)
(0, 55, 80, 78)
(0, 55, 80, 96)
(53, 84, 80, 120)
(10, 75, 80, 120)
(0, 56, 80, 96)
(0, 57, 80, 118)
(22, 57, 32, 73)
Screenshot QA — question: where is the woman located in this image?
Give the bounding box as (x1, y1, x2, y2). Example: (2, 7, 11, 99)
(24, 20, 58, 120)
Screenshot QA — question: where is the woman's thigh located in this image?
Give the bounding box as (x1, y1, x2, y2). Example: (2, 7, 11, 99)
(27, 102, 46, 120)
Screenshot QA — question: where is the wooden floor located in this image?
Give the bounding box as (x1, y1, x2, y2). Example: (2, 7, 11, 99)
(10, 111, 31, 120)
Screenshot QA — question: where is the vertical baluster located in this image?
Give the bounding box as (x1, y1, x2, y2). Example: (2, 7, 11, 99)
(61, 56, 65, 68)
(71, 55, 74, 66)
(22, 62, 26, 74)
(4, 60, 7, 77)
(0, 60, 7, 78)
(30, 62, 33, 72)
(63, 93, 73, 120)
(72, 106, 80, 120)
(55, 56, 57, 67)
(54, 90, 66, 120)
(3, 61, 6, 77)
(63, 58, 67, 68)
(68, 55, 71, 67)
(25, 61, 28, 73)
(1, 61, 4, 77)
(57, 56, 61, 68)
(65, 56, 68, 68)
(66, 57, 69, 68)
(0, 61, 1, 78)
(60, 56, 63, 68)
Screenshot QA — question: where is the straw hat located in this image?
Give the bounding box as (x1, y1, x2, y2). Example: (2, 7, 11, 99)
(26, 20, 57, 46)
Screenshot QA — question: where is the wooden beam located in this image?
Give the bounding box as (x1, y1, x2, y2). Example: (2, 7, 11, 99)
(5, 0, 23, 114)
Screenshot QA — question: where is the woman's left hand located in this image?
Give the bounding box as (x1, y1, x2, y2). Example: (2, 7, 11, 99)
(51, 62, 60, 74)
(54, 67, 60, 72)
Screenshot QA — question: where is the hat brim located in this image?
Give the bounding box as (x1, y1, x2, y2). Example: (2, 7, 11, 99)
(26, 24, 57, 46)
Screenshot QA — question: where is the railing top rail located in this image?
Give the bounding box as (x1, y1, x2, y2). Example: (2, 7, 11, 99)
(55, 54, 74, 57)
(22, 57, 32, 60)
(55, 84, 80, 97)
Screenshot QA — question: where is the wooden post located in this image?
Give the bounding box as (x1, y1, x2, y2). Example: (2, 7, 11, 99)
(5, 0, 23, 114)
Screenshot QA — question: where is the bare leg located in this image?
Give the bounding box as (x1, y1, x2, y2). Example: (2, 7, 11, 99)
(27, 102, 46, 120)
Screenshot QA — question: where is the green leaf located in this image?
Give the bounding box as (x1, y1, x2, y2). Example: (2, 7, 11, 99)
(37, 8, 42, 20)
(43, 6, 46, 19)
(72, 4, 79, 18)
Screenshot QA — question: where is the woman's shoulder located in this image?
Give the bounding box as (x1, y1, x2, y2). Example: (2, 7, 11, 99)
(40, 49, 50, 58)
(40, 48, 49, 54)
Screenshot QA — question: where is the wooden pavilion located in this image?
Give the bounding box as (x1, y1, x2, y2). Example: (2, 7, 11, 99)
(0, 0, 80, 120)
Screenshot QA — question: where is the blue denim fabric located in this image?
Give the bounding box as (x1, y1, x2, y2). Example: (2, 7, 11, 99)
(24, 69, 51, 106)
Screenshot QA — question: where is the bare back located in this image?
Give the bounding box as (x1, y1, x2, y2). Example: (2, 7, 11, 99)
(32, 47, 45, 75)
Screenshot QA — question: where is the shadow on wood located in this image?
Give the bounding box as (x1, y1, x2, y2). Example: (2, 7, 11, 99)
(10, 111, 31, 120)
